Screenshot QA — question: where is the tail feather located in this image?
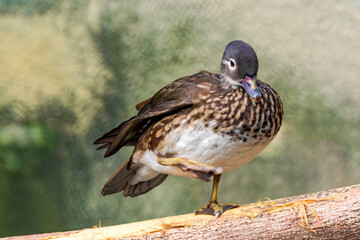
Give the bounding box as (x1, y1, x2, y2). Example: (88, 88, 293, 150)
(123, 174, 168, 197)
(101, 158, 168, 197)
(101, 158, 136, 196)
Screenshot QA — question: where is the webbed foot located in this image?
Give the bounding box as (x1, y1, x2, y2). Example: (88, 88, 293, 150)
(194, 202, 239, 218)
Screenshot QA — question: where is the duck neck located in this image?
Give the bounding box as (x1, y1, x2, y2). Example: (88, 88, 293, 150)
(219, 73, 241, 90)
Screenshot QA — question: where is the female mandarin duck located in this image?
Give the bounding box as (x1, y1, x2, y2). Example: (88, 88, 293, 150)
(94, 40, 283, 217)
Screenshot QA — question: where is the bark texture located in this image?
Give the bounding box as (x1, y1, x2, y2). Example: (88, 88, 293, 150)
(4, 184, 360, 240)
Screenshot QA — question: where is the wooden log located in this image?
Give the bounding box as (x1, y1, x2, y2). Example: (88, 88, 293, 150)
(4, 184, 360, 240)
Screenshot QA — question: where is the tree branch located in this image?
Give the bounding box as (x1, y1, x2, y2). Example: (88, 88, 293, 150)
(7, 184, 360, 239)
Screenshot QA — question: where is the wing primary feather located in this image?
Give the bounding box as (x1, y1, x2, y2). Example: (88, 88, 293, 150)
(96, 143, 110, 150)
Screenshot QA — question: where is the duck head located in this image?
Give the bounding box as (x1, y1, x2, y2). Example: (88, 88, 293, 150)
(221, 40, 262, 102)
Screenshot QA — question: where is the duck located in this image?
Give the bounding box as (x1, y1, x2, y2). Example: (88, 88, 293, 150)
(94, 40, 283, 217)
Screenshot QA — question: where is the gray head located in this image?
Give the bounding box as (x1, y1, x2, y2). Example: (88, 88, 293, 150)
(221, 40, 258, 81)
(221, 40, 261, 101)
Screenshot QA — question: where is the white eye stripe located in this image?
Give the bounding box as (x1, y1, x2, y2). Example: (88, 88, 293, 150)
(228, 59, 236, 69)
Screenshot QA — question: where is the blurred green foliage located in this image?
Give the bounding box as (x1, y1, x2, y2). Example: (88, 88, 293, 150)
(0, 123, 55, 171)
(0, 0, 61, 15)
(0, 0, 359, 237)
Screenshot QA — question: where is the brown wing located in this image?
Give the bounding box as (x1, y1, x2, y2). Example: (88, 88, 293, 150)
(135, 97, 151, 112)
(94, 71, 219, 157)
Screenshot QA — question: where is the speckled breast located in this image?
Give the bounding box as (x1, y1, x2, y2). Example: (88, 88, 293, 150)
(205, 80, 283, 145)
(146, 80, 283, 171)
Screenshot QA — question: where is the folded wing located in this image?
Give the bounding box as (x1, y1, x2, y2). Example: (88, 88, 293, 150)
(94, 71, 218, 157)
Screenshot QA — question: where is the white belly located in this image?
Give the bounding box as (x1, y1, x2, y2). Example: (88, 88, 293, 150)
(137, 121, 271, 179)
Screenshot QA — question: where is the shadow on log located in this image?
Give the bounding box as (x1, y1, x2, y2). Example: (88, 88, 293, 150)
(4, 184, 360, 240)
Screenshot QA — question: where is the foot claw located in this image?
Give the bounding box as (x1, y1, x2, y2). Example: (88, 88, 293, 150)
(194, 202, 239, 218)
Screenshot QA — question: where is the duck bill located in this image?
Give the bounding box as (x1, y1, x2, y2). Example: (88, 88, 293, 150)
(241, 76, 262, 102)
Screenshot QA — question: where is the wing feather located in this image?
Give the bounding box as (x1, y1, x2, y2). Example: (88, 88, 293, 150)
(94, 71, 218, 157)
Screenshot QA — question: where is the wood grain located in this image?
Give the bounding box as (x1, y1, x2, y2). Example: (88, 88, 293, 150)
(3, 184, 360, 240)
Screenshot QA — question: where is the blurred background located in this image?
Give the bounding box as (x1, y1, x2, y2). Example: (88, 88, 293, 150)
(0, 0, 359, 237)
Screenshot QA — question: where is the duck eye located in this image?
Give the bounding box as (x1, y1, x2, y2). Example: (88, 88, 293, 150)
(229, 59, 236, 69)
